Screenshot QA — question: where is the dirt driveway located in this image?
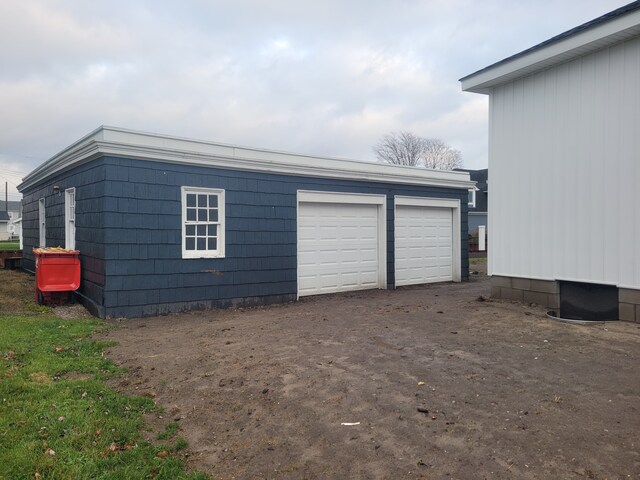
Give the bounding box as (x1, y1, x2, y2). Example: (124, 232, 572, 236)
(102, 273, 640, 479)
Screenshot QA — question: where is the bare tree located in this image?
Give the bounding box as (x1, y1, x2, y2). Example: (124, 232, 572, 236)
(374, 132, 462, 170)
(373, 132, 425, 167)
(422, 138, 462, 170)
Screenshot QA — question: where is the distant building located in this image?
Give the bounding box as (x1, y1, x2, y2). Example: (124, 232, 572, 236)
(0, 200, 22, 242)
(454, 168, 487, 235)
(0, 211, 10, 241)
(0, 200, 21, 220)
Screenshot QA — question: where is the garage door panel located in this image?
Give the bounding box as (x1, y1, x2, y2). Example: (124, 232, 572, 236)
(395, 205, 453, 286)
(298, 201, 381, 296)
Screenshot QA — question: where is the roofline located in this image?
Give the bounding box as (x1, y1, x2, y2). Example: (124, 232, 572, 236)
(18, 126, 474, 191)
(461, 1, 640, 94)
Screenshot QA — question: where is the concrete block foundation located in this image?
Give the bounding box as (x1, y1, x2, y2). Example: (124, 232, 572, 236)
(490, 277, 640, 322)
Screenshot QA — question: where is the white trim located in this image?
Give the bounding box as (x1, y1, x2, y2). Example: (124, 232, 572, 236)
(461, 8, 640, 93)
(296, 190, 387, 298)
(490, 272, 624, 288)
(38, 198, 46, 248)
(18, 126, 474, 192)
(181, 186, 225, 259)
(297, 190, 386, 205)
(394, 196, 461, 283)
(65, 187, 76, 250)
(468, 188, 477, 208)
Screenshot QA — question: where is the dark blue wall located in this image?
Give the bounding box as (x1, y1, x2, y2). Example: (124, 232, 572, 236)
(21, 161, 107, 316)
(22, 155, 469, 318)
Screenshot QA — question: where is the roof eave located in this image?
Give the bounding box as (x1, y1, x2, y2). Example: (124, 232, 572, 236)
(461, 6, 640, 94)
(18, 126, 474, 192)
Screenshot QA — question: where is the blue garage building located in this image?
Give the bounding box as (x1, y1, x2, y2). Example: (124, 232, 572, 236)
(18, 127, 473, 318)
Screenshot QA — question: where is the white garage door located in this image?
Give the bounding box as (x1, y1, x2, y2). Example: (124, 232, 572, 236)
(395, 205, 453, 286)
(298, 201, 381, 296)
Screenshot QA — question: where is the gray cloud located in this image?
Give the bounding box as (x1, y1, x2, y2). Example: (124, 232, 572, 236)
(0, 0, 630, 197)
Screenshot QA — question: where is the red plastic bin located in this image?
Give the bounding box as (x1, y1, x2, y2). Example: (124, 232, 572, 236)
(33, 248, 81, 305)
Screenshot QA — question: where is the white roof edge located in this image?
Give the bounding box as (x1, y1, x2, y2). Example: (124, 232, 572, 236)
(18, 126, 474, 191)
(461, 8, 640, 94)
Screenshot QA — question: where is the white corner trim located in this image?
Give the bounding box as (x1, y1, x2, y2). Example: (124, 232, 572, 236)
(394, 195, 462, 282)
(18, 126, 474, 192)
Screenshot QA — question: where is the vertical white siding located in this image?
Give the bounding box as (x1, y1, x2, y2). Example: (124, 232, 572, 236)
(489, 36, 640, 288)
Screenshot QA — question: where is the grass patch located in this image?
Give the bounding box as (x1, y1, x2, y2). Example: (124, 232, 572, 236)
(0, 242, 20, 251)
(0, 314, 208, 479)
(469, 256, 487, 264)
(157, 422, 179, 440)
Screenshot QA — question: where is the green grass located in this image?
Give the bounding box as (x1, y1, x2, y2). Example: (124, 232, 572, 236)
(469, 256, 487, 264)
(0, 315, 208, 480)
(0, 242, 20, 251)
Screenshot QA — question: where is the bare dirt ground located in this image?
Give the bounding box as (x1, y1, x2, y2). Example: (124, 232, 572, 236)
(99, 269, 640, 479)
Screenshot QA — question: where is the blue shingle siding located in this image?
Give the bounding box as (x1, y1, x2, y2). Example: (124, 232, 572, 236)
(21, 155, 469, 318)
(20, 162, 107, 315)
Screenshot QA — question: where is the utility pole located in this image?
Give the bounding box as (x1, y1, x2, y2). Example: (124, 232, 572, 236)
(4, 182, 6, 211)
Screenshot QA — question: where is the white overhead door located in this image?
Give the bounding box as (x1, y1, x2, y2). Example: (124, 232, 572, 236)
(395, 204, 453, 286)
(298, 193, 385, 296)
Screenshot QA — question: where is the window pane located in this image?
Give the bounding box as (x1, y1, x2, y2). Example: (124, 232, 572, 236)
(198, 194, 207, 207)
(186, 238, 195, 250)
(197, 237, 206, 250)
(208, 238, 217, 250)
(186, 225, 195, 236)
(187, 208, 196, 221)
(187, 194, 196, 207)
(197, 224, 207, 236)
(198, 209, 207, 221)
(209, 195, 218, 208)
(209, 209, 218, 222)
(208, 225, 218, 236)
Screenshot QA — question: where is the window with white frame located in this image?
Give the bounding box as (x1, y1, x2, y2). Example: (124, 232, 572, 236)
(468, 188, 477, 208)
(38, 198, 46, 247)
(65, 187, 76, 250)
(181, 187, 225, 258)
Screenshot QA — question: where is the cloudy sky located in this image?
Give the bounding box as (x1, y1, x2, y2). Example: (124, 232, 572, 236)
(0, 0, 630, 200)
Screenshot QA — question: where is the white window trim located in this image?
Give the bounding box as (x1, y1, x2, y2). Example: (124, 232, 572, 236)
(38, 198, 46, 247)
(394, 196, 462, 283)
(296, 190, 388, 298)
(65, 187, 76, 250)
(468, 188, 477, 208)
(181, 186, 225, 259)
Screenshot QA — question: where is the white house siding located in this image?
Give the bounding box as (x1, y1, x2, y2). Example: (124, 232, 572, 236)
(488, 35, 640, 289)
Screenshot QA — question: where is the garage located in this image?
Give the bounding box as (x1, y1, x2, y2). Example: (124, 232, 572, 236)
(297, 191, 387, 297)
(394, 196, 461, 287)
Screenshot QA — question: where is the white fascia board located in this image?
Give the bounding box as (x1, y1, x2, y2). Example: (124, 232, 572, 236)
(18, 126, 474, 191)
(461, 10, 640, 94)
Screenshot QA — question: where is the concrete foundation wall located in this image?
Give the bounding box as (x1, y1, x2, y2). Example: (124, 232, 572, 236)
(491, 276, 640, 323)
(619, 288, 640, 322)
(490, 276, 559, 309)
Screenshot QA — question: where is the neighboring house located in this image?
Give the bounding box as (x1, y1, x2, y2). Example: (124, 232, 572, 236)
(454, 168, 488, 235)
(12, 217, 23, 249)
(18, 126, 473, 318)
(0, 200, 23, 242)
(0, 211, 10, 241)
(461, 2, 640, 321)
(0, 200, 21, 220)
